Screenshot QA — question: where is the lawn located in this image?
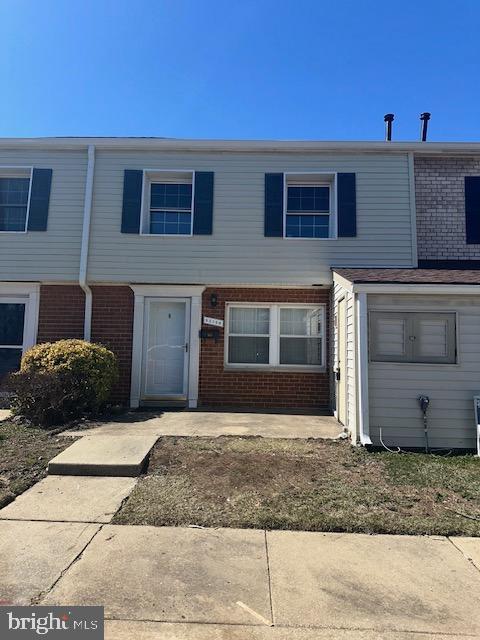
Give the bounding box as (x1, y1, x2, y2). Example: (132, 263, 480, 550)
(0, 420, 73, 508)
(113, 436, 480, 536)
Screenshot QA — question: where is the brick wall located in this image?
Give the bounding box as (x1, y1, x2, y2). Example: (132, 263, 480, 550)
(37, 284, 133, 405)
(415, 156, 480, 260)
(198, 287, 330, 409)
(37, 285, 85, 342)
(91, 286, 134, 405)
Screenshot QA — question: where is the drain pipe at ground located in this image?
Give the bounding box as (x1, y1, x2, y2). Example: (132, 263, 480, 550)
(79, 145, 95, 341)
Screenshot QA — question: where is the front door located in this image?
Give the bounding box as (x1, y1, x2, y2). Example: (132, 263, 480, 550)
(142, 298, 190, 399)
(337, 297, 347, 425)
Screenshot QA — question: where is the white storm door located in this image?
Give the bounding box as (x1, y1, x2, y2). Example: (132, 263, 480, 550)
(143, 298, 190, 397)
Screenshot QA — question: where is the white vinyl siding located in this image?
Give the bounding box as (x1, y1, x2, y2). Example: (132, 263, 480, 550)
(0, 150, 87, 281)
(333, 282, 357, 438)
(368, 294, 480, 449)
(88, 150, 414, 285)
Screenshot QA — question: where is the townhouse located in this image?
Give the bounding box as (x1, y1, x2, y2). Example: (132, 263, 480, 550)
(1, 138, 479, 450)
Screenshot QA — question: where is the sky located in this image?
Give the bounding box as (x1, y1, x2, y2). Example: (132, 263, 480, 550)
(0, 0, 479, 141)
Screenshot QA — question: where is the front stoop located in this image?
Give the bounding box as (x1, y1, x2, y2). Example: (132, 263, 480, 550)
(48, 435, 158, 477)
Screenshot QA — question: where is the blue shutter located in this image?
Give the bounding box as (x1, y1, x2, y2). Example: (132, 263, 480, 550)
(121, 170, 143, 234)
(465, 177, 480, 244)
(193, 172, 214, 235)
(265, 173, 284, 237)
(27, 168, 52, 231)
(337, 173, 357, 237)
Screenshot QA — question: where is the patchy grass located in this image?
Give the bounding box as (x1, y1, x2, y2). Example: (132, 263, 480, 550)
(113, 436, 480, 536)
(0, 420, 73, 508)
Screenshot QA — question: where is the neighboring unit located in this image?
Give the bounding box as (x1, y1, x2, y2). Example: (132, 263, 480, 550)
(1, 138, 480, 449)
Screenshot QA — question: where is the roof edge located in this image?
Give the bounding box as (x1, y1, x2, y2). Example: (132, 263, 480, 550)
(1, 138, 480, 153)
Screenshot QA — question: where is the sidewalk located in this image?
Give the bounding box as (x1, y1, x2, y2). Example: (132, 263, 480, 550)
(1, 521, 479, 639)
(1, 413, 479, 638)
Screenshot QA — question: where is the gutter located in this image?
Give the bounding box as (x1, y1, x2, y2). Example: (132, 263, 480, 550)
(2, 137, 480, 154)
(79, 145, 95, 341)
(351, 283, 480, 295)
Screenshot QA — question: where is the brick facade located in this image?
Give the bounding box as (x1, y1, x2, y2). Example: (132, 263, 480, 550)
(37, 284, 134, 405)
(36, 285, 329, 409)
(91, 286, 134, 405)
(415, 156, 480, 260)
(37, 285, 85, 342)
(198, 287, 330, 409)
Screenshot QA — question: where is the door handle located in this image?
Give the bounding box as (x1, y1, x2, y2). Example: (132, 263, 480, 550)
(185, 342, 189, 353)
(336, 369, 341, 381)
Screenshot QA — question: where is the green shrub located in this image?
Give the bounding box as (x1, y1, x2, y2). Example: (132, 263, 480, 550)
(8, 339, 118, 426)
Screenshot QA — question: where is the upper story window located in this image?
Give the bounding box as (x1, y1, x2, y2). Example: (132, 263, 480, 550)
(284, 173, 336, 238)
(142, 171, 193, 236)
(0, 169, 32, 233)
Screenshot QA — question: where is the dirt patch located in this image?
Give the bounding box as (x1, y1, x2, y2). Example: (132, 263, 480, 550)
(0, 420, 74, 508)
(112, 436, 480, 535)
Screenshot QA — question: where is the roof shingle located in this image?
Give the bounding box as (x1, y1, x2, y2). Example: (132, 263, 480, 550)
(333, 268, 480, 285)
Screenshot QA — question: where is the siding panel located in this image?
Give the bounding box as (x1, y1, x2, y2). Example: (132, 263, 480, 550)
(368, 294, 480, 449)
(88, 151, 414, 284)
(0, 150, 86, 281)
(333, 282, 357, 439)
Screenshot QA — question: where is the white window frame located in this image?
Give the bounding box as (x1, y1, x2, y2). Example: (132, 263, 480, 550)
(369, 310, 458, 365)
(0, 166, 33, 234)
(225, 302, 326, 371)
(0, 284, 40, 392)
(140, 169, 195, 237)
(283, 172, 337, 240)
(129, 284, 205, 409)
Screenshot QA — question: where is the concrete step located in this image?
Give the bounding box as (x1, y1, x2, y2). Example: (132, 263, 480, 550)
(0, 475, 136, 523)
(48, 434, 158, 477)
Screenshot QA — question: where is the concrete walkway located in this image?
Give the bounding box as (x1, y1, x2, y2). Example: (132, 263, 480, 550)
(49, 411, 341, 477)
(0, 475, 136, 522)
(0, 520, 479, 639)
(65, 410, 344, 440)
(1, 409, 478, 637)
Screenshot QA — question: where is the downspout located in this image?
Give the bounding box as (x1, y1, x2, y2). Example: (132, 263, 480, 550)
(79, 145, 95, 341)
(356, 292, 372, 445)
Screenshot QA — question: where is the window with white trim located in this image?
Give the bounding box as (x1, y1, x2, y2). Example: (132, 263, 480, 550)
(226, 304, 325, 368)
(0, 168, 32, 232)
(142, 171, 193, 235)
(369, 311, 457, 364)
(0, 300, 26, 379)
(285, 173, 335, 238)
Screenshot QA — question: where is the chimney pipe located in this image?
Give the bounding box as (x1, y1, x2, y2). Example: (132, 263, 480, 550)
(384, 113, 394, 141)
(420, 112, 431, 142)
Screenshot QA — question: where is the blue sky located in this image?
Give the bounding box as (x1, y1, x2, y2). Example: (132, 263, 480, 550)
(0, 0, 479, 141)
